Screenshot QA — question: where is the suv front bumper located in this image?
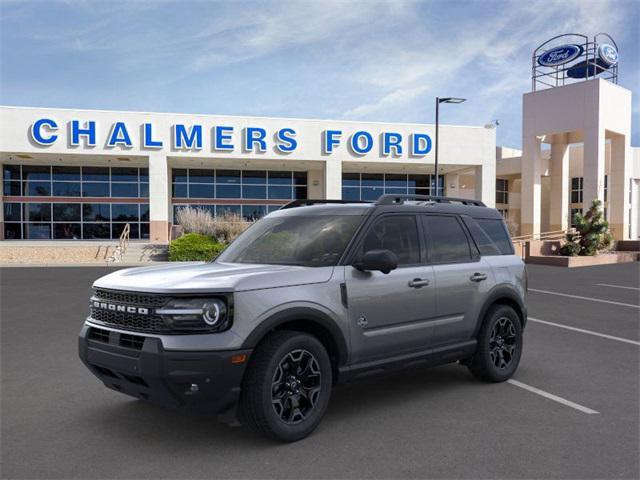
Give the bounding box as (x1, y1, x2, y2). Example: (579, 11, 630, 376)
(78, 323, 252, 420)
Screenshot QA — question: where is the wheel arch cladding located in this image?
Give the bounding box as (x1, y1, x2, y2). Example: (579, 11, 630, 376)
(475, 287, 527, 337)
(241, 307, 348, 380)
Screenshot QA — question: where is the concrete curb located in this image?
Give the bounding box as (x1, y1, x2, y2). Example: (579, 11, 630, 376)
(0, 262, 173, 268)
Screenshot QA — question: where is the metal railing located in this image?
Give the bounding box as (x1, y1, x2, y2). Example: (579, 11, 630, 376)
(512, 229, 571, 244)
(106, 223, 131, 263)
(512, 228, 575, 259)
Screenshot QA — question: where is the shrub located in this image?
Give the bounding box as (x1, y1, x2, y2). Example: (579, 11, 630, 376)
(175, 207, 215, 236)
(560, 199, 613, 256)
(168, 233, 226, 262)
(175, 207, 251, 243)
(210, 212, 253, 244)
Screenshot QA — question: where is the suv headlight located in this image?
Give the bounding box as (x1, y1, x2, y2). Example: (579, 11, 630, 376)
(156, 297, 231, 332)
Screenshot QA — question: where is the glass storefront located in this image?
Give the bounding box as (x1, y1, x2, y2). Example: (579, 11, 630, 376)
(342, 173, 444, 201)
(172, 168, 308, 221)
(2, 164, 149, 239)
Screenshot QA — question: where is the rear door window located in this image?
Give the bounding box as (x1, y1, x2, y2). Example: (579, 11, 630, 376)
(422, 215, 472, 264)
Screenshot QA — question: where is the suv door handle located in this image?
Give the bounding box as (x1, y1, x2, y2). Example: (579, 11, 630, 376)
(408, 278, 430, 288)
(470, 272, 488, 282)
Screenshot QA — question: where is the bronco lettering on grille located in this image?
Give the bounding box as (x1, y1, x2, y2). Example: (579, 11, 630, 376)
(92, 301, 149, 315)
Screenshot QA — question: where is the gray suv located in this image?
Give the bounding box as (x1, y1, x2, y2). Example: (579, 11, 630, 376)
(79, 194, 527, 442)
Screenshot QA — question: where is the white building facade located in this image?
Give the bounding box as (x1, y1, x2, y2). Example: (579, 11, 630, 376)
(0, 106, 496, 243)
(495, 79, 639, 241)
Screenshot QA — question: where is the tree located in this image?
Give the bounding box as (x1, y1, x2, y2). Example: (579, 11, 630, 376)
(560, 199, 613, 256)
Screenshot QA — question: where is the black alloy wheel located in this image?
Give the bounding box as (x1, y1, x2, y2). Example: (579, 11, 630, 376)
(271, 349, 322, 424)
(489, 317, 517, 369)
(241, 330, 332, 442)
(468, 304, 523, 382)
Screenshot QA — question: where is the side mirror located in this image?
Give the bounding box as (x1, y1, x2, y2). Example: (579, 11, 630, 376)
(353, 249, 398, 274)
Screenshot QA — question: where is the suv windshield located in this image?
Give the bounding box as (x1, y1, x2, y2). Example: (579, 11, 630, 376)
(217, 215, 363, 267)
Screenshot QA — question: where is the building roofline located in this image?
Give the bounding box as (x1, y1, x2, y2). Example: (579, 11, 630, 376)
(0, 104, 490, 130)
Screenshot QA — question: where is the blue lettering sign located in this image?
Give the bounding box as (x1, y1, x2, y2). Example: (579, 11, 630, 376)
(323, 130, 342, 154)
(30, 118, 58, 145)
(214, 126, 234, 151)
(411, 133, 432, 156)
(173, 124, 202, 150)
(350, 131, 373, 155)
(383, 132, 403, 156)
(275, 128, 297, 153)
(107, 122, 132, 148)
(71, 120, 96, 147)
(143, 123, 163, 148)
(244, 127, 267, 152)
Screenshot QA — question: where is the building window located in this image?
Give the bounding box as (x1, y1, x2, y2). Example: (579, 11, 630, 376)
(604, 175, 608, 203)
(496, 179, 508, 204)
(3, 201, 149, 240)
(171, 168, 307, 222)
(3, 164, 149, 199)
(341, 173, 444, 201)
(570, 208, 583, 228)
(2, 164, 149, 240)
(570, 177, 583, 203)
(497, 208, 508, 219)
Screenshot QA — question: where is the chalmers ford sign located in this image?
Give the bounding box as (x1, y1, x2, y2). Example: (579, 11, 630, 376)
(29, 118, 434, 157)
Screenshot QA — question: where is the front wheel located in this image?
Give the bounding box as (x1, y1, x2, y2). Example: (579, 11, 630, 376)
(240, 331, 332, 442)
(468, 305, 523, 382)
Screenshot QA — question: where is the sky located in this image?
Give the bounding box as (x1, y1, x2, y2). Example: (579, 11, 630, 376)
(1, 0, 638, 148)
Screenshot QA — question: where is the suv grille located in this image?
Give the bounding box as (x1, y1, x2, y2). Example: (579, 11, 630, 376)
(89, 289, 171, 333)
(93, 289, 169, 308)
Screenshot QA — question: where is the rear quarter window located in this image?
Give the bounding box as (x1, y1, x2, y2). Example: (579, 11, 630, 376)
(465, 217, 514, 255)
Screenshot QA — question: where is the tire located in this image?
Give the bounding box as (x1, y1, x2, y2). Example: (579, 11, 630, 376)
(240, 330, 333, 442)
(468, 305, 523, 382)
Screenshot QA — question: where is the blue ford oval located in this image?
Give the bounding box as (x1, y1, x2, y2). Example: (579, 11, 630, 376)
(538, 44, 583, 67)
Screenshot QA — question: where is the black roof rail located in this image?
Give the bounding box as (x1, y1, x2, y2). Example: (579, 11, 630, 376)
(280, 199, 372, 209)
(375, 194, 486, 207)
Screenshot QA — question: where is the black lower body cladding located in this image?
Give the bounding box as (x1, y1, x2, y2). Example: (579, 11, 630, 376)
(78, 324, 252, 420)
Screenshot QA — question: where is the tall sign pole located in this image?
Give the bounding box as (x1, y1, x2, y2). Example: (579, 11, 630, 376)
(435, 97, 440, 197)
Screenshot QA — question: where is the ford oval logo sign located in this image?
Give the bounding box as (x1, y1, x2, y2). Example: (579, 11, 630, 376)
(538, 44, 583, 67)
(598, 44, 618, 66)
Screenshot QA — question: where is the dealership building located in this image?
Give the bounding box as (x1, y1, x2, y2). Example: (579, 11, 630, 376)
(0, 34, 638, 246)
(0, 107, 496, 243)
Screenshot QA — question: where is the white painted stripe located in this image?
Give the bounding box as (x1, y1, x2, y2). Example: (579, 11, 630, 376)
(596, 283, 640, 291)
(529, 288, 640, 309)
(507, 379, 599, 415)
(529, 317, 640, 346)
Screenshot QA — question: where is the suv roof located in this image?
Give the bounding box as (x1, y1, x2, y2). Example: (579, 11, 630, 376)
(275, 195, 503, 220)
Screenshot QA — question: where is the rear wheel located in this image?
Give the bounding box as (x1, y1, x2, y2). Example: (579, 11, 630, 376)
(240, 331, 332, 442)
(468, 305, 522, 382)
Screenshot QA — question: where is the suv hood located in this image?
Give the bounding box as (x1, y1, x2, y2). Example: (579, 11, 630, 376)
(93, 262, 335, 294)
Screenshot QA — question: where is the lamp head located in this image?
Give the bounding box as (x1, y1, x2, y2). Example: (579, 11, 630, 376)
(438, 97, 466, 104)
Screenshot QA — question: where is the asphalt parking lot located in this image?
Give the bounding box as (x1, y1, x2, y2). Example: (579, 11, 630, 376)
(1, 263, 638, 479)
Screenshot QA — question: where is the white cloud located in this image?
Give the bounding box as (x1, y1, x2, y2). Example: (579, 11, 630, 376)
(188, 1, 411, 71)
(1, 0, 635, 147)
(338, 0, 629, 121)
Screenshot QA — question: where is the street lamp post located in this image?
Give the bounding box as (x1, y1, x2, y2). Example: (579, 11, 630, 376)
(435, 97, 466, 196)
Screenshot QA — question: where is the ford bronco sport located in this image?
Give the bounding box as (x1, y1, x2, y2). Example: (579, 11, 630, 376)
(79, 194, 527, 442)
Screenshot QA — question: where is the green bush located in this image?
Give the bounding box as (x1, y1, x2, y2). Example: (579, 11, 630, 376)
(169, 233, 226, 262)
(560, 199, 613, 256)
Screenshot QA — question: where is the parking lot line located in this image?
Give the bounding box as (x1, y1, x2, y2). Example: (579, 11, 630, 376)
(507, 379, 600, 415)
(596, 283, 640, 291)
(529, 317, 640, 346)
(529, 288, 640, 309)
